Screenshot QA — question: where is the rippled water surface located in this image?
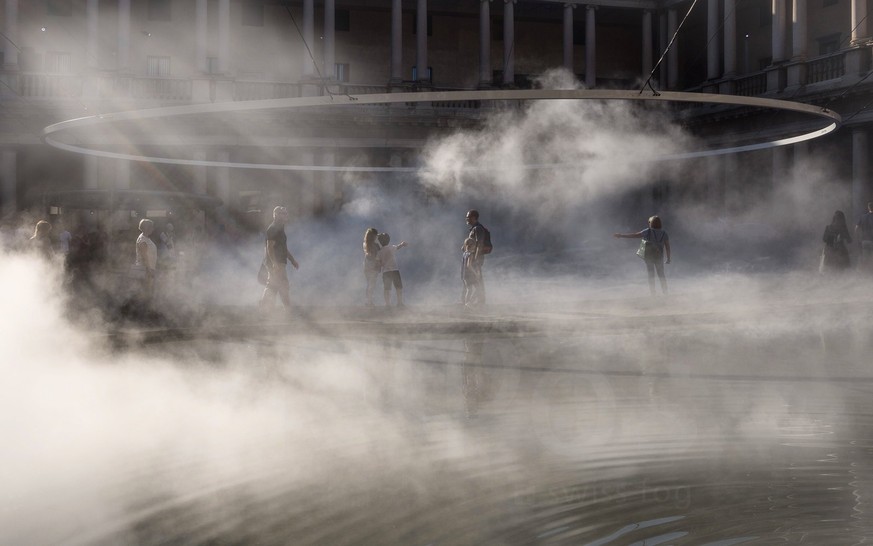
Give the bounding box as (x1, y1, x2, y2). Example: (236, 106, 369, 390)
(6, 289, 873, 545)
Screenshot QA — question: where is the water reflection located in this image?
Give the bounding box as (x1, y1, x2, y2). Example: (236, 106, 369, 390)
(11, 302, 873, 545)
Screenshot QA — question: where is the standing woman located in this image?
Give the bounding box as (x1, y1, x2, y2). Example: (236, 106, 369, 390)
(614, 215, 672, 295)
(28, 220, 53, 259)
(134, 218, 158, 303)
(820, 210, 852, 272)
(363, 227, 382, 306)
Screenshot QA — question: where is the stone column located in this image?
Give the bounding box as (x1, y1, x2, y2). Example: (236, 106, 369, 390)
(503, 0, 515, 86)
(325, 0, 335, 80)
(118, 0, 131, 72)
(642, 10, 653, 82)
(196, 0, 208, 73)
(218, 0, 230, 74)
(416, 0, 428, 82)
(853, 129, 869, 221)
(479, 0, 492, 87)
(852, 0, 869, 43)
(391, 0, 403, 83)
(707, 0, 720, 80)
(585, 5, 596, 88)
(87, 0, 99, 69)
(303, 0, 315, 77)
(563, 4, 574, 73)
(772, 0, 787, 62)
(667, 8, 678, 89)
(791, 0, 807, 58)
(0, 150, 16, 219)
(723, 0, 737, 75)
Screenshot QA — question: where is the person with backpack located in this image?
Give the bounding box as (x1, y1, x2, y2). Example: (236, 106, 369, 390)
(614, 215, 671, 296)
(465, 209, 492, 306)
(821, 210, 852, 273)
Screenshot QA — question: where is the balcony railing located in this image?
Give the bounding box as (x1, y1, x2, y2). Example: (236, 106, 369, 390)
(17, 73, 83, 98)
(234, 80, 300, 101)
(734, 71, 767, 96)
(807, 51, 846, 84)
(130, 77, 192, 101)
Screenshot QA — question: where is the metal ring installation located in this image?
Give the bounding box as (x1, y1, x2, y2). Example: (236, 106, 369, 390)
(43, 89, 842, 172)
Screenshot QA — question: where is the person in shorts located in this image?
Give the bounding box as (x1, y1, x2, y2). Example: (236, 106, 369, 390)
(377, 232, 408, 307)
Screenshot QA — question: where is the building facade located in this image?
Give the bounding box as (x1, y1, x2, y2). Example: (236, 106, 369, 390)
(1, 0, 872, 234)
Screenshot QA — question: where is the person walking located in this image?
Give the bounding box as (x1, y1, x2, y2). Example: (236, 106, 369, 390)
(856, 202, 873, 271)
(465, 210, 491, 306)
(259, 206, 300, 312)
(614, 215, 671, 296)
(821, 210, 852, 273)
(461, 237, 481, 306)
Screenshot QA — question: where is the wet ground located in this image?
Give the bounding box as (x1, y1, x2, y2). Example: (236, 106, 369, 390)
(7, 281, 873, 545)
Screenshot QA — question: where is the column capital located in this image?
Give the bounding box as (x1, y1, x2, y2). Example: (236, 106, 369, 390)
(481, 0, 492, 3)
(564, 3, 577, 8)
(586, 4, 598, 11)
(504, 0, 516, 4)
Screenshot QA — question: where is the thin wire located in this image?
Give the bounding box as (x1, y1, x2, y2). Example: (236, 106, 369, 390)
(640, 0, 702, 94)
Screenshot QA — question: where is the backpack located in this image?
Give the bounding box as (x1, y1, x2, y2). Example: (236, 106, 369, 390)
(480, 225, 493, 255)
(636, 229, 663, 262)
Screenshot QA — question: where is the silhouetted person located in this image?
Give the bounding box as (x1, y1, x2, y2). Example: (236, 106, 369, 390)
(133, 218, 158, 304)
(614, 215, 672, 296)
(461, 237, 481, 306)
(363, 227, 382, 307)
(259, 206, 299, 312)
(465, 210, 491, 306)
(377, 232, 408, 307)
(28, 220, 53, 259)
(821, 210, 852, 272)
(856, 202, 873, 271)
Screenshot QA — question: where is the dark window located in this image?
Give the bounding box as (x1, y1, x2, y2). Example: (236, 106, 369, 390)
(759, 4, 772, 27)
(573, 22, 585, 45)
(818, 33, 841, 54)
(412, 15, 433, 36)
(823, 0, 838, 6)
(336, 9, 350, 31)
(148, 0, 172, 22)
(492, 20, 503, 41)
(242, 2, 265, 26)
(335, 63, 350, 82)
(411, 66, 432, 81)
(46, 0, 72, 16)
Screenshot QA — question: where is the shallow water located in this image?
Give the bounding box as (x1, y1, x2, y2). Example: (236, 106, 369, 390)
(7, 288, 873, 545)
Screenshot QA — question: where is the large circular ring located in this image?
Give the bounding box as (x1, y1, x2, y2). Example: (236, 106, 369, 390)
(43, 89, 841, 171)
